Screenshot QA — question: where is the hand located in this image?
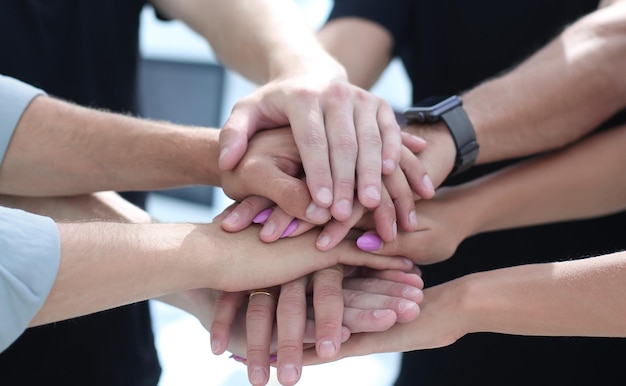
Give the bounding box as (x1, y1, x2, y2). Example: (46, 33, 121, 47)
(352, 186, 476, 265)
(302, 279, 464, 366)
(210, 266, 423, 386)
(218, 74, 434, 223)
(220, 131, 431, 249)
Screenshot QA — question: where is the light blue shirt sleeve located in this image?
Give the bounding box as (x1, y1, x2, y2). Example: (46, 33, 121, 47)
(0, 75, 58, 352)
(0, 207, 60, 352)
(0, 74, 46, 165)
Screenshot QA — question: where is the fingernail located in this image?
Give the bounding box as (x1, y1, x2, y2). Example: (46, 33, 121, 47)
(393, 221, 398, 239)
(279, 364, 299, 384)
(318, 340, 337, 358)
(280, 219, 298, 238)
(356, 234, 382, 251)
(229, 354, 246, 363)
(250, 367, 266, 384)
(398, 299, 417, 314)
(423, 174, 434, 194)
(269, 354, 277, 363)
(317, 233, 330, 248)
(306, 202, 331, 223)
(222, 211, 239, 226)
(252, 208, 272, 224)
(316, 187, 333, 206)
(403, 286, 422, 301)
(259, 220, 276, 238)
(211, 339, 221, 354)
(383, 158, 396, 173)
(219, 147, 229, 163)
(335, 198, 352, 219)
(364, 185, 381, 203)
(409, 210, 417, 230)
(373, 309, 393, 319)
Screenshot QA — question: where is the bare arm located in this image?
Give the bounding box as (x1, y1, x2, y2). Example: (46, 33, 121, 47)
(304, 251, 626, 365)
(317, 17, 394, 90)
(0, 95, 220, 196)
(407, 2, 626, 185)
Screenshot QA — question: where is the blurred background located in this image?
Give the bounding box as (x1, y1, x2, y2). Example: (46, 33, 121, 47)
(139, 1, 411, 384)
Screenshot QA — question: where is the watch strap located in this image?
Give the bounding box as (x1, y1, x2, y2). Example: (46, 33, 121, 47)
(441, 106, 479, 176)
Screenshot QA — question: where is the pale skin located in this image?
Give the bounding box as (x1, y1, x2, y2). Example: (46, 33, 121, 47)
(303, 251, 626, 365)
(0, 94, 423, 384)
(300, 119, 626, 363)
(227, 0, 626, 375)
(0, 193, 421, 366)
(223, 0, 626, 250)
(151, 0, 432, 224)
(318, 0, 626, 187)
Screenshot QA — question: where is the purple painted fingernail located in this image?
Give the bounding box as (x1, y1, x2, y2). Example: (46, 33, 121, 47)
(270, 354, 278, 363)
(356, 234, 382, 251)
(280, 219, 298, 238)
(229, 354, 246, 363)
(253, 208, 273, 224)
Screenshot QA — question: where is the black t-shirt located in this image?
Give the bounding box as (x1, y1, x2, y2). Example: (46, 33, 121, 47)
(329, 1, 626, 385)
(0, 1, 160, 385)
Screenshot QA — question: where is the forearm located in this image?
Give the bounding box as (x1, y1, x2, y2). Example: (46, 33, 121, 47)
(458, 251, 626, 337)
(451, 124, 626, 236)
(465, 3, 626, 164)
(403, 3, 626, 183)
(30, 221, 215, 326)
(154, 0, 346, 84)
(0, 95, 221, 195)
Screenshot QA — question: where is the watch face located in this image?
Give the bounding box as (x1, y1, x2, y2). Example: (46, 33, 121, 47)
(403, 95, 461, 123)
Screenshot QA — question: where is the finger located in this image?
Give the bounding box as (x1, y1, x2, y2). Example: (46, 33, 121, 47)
(276, 278, 308, 386)
(218, 102, 260, 171)
(246, 288, 279, 386)
(363, 269, 424, 289)
(334, 242, 414, 272)
(259, 206, 300, 242)
(289, 104, 334, 211)
(341, 306, 397, 333)
(221, 196, 274, 232)
(379, 102, 404, 175)
(382, 164, 418, 232)
(342, 288, 420, 324)
(315, 201, 369, 251)
(311, 265, 345, 359)
(353, 96, 385, 211)
(324, 96, 359, 221)
(371, 184, 397, 242)
(399, 141, 435, 200)
(210, 291, 246, 355)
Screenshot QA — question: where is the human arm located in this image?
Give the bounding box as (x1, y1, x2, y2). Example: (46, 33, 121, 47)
(151, 0, 434, 224)
(355, 123, 626, 264)
(320, 2, 626, 186)
(208, 266, 422, 386)
(303, 251, 626, 364)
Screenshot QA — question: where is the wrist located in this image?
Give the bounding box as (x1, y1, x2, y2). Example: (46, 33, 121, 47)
(403, 122, 456, 187)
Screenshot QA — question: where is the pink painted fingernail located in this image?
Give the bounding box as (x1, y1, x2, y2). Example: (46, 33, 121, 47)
(270, 354, 278, 363)
(229, 354, 246, 363)
(253, 208, 273, 224)
(280, 219, 298, 238)
(356, 234, 382, 251)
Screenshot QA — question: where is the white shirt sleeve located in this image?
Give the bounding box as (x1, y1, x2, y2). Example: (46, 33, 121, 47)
(0, 75, 58, 352)
(0, 74, 46, 164)
(0, 207, 60, 352)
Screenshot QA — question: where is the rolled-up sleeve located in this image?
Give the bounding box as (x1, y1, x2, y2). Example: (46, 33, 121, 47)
(0, 207, 60, 352)
(0, 74, 45, 165)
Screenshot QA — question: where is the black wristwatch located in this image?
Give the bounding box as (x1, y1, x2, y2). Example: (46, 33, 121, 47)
(403, 95, 479, 177)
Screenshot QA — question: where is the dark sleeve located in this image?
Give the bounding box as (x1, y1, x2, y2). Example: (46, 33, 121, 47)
(327, 0, 412, 46)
